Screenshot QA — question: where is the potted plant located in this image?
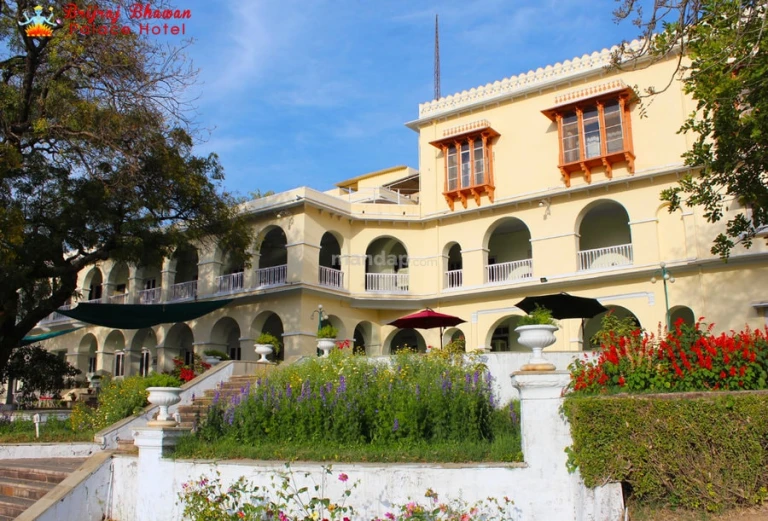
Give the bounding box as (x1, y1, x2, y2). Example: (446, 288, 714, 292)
(514, 305, 558, 371)
(146, 386, 183, 427)
(316, 324, 338, 357)
(203, 349, 230, 366)
(254, 332, 281, 363)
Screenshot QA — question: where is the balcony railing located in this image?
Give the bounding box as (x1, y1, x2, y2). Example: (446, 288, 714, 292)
(138, 287, 162, 305)
(578, 243, 633, 271)
(319, 266, 344, 289)
(484, 259, 533, 284)
(41, 303, 73, 324)
(256, 265, 288, 288)
(109, 293, 128, 304)
(217, 272, 245, 294)
(365, 272, 409, 293)
(445, 269, 463, 289)
(169, 280, 197, 302)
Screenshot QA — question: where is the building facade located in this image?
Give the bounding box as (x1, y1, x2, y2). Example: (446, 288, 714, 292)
(33, 41, 768, 378)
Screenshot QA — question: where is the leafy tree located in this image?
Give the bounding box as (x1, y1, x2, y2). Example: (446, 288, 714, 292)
(0, 1, 253, 375)
(613, 0, 768, 258)
(4, 344, 80, 407)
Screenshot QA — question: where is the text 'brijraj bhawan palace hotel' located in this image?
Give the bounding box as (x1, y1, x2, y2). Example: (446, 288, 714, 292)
(32, 40, 768, 376)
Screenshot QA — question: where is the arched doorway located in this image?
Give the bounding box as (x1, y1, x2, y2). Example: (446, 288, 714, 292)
(165, 323, 195, 367)
(211, 317, 242, 361)
(583, 305, 641, 350)
(483, 218, 533, 283)
(577, 200, 632, 271)
(388, 328, 426, 354)
(365, 237, 409, 293)
(486, 316, 528, 352)
(670, 305, 695, 328)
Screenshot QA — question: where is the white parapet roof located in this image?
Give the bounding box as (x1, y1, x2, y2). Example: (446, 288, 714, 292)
(411, 39, 647, 124)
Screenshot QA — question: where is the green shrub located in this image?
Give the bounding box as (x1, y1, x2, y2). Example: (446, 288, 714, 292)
(70, 373, 181, 431)
(255, 332, 282, 354)
(203, 349, 231, 360)
(563, 393, 768, 512)
(517, 306, 557, 326)
(316, 324, 338, 339)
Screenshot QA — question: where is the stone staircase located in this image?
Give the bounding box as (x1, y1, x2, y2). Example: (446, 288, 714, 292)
(0, 458, 85, 520)
(178, 364, 277, 429)
(115, 364, 278, 455)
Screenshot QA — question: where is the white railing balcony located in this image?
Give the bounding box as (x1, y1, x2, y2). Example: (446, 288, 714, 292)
(255, 264, 288, 288)
(485, 259, 533, 284)
(138, 287, 162, 305)
(365, 272, 409, 293)
(109, 293, 128, 304)
(445, 269, 463, 289)
(578, 243, 633, 271)
(217, 271, 245, 294)
(170, 280, 197, 301)
(319, 266, 344, 289)
(41, 303, 73, 324)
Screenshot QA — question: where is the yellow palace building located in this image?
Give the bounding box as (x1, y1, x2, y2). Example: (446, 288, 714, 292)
(34, 41, 768, 377)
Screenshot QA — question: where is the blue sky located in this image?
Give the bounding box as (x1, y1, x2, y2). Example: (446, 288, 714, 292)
(180, 0, 641, 198)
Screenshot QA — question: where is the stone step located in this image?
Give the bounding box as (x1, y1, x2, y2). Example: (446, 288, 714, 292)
(0, 477, 54, 501)
(116, 438, 138, 455)
(0, 459, 83, 484)
(0, 495, 36, 518)
(0, 513, 15, 521)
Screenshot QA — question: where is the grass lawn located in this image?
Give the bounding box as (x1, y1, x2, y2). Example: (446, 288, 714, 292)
(0, 417, 94, 443)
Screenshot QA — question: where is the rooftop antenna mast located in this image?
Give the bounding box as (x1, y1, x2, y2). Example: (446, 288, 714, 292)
(434, 14, 441, 100)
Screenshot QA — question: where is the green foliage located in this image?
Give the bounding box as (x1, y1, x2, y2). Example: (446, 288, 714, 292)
(517, 306, 557, 326)
(569, 319, 768, 394)
(442, 335, 466, 354)
(178, 466, 518, 520)
(0, 416, 93, 443)
(70, 373, 180, 432)
(3, 344, 80, 407)
(172, 354, 212, 383)
(614, 0, 768, 259)
(203, 349, 230, 361)
(563, 393, 768, 512)
(180, 352, 521, 463)
(317, 325, 338, 339)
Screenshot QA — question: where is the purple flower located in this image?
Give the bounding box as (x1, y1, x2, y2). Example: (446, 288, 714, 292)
(213, 390, 220, 405)
(393, 418, 399, 432)
(299, 380, 311, 402)
(338, 375, 347, 394)
(473, 371, 480, 386)
(286, 383, 292, 398)
(320, 384, 327, 404)
(509, 402, 518, 424)
(441, 377, 452, 394)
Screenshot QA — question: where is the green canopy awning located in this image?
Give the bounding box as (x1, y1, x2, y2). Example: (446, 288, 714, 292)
(58, 300, 233, 329)
(20, 327, 83, 346)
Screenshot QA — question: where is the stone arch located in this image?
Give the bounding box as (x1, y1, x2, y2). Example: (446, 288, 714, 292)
(385, 328, 426, 354)
(170, 244, 199, 284)
(582, 305, 641, 350)
(482, 217, 533, 282)
(321, 314, 347, 340)
(78, 333, 98, 374)
(250, 311, 285, 361)
(82, 268, 103, 302)
(131, 328, 158, 376)
(165, 323, 195, 366)
(104, 330, 126, 376)
(107, 262, 130, 301)
(258, 226, 288, 269)
(442, 327, 467, 349)
(670, 305, 696, 328)
(484, 315, 528, 352)
(211, 317, 242, 361)
(319, 231, 343, 269)
(443, 242, 463, 288)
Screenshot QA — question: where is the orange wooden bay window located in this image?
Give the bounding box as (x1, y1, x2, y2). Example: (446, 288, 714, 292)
(430, 124, 500, 210)
(542, 84, 636, 187)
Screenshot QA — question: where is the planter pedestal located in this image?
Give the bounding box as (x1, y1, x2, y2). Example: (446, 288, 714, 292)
(317, 338, 336, 357)
(254, 344, 274, 364)
(146, 387, 183, 427)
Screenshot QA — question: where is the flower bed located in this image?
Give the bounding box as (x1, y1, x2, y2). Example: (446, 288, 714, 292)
(177, 347, 521, 463)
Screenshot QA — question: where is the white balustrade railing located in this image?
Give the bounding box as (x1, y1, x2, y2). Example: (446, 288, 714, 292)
(577, 243, 633, 271)
(365, 272, 409, 293)
(256, 265, 288, 288)
(484, 259, 533, 284)
(319, 266, 344, 289)
(217, 272, 245, 293)
(109, 293, 128, 304)
(138, 287, 162, 305)
(170, 280, 197, 302)
(445, 269, 463, 289)
(41, 303, 73, 324)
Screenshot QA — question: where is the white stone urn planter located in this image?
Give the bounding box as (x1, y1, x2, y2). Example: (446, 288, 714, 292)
(515, 324, 558, 371)
(254, 344, 274, 363)
(204, 356, 221, 366)
(146, 387, 183, 427)
(317, 338, 336, 358)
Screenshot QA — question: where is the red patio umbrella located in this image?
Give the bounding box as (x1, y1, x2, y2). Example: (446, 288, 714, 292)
(388, 308, 466, 349)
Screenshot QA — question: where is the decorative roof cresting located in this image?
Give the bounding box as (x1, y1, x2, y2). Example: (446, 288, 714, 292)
(417, 39, 646, 119)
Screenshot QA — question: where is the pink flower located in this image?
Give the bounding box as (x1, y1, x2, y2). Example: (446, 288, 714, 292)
(385, 513, 395, 520)
(338, 473, 348, 482)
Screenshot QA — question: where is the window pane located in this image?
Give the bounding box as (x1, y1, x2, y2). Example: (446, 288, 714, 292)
(447, 146, 458, 191)
(473, 139, 484, 185)
(460, 142, 471, 188)
(562, 112, 580, 163)
(604, 101, 624, 153)
(583, 106, 601, 158)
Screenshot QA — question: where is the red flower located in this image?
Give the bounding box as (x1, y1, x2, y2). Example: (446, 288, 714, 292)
(618, 376, 626, 387)
(720, 371, 727, 380)
(729, 366, 737, 377)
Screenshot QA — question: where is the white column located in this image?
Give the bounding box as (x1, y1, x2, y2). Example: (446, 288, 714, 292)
(133, 427, 190, 521)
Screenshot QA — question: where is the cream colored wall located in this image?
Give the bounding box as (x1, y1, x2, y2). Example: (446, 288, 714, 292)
(415, 57, 691, 217)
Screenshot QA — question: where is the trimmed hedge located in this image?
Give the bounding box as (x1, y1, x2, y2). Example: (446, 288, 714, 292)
(563, 392, 768, 512)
